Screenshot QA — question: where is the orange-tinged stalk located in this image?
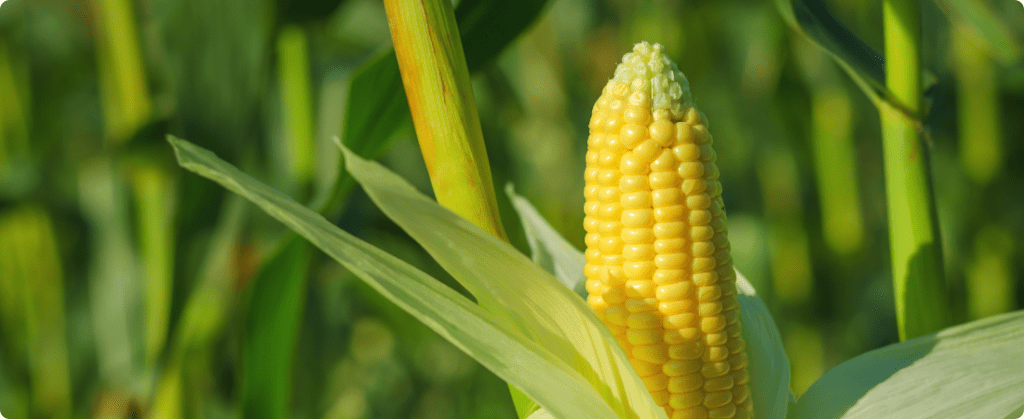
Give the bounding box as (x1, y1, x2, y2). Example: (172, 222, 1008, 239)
(584, 42, 752, 419)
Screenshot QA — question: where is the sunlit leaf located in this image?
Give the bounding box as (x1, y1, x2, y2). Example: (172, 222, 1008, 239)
(169, 136, 619, 419)
(792, 310, 1024, 419)
(505, 184, 587, 298)
(338, 142, 666, 419)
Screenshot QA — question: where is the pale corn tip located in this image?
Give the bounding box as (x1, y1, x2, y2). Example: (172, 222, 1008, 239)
(585, 42, 752, 419)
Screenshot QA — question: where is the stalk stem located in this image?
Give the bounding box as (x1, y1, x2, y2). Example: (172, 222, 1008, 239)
(880, 0, 948, 340)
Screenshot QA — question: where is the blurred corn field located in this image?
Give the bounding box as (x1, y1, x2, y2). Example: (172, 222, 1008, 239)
(0, 0, 1022, 418)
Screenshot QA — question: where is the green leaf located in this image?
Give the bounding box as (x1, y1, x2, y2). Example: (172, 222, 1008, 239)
(241, 237, 310, 419)
(933, 0, 1022, 63)
(324, 0, 550, 213)
(168, 136, 619, 419)
(339, 143, 666, 419)
(734, 272, 792, 419)
(505, 184, 587, 298)
(504, 188, 792, 419)
(792, 310, 1024, 419)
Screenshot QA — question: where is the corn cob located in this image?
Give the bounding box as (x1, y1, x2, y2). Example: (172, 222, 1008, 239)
(584, 42, 752, 419)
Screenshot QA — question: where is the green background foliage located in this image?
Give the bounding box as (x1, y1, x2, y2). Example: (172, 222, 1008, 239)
(0, 0, 1022, 417)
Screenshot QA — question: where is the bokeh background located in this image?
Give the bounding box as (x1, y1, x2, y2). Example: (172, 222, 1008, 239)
(0, 0, 1022, 418)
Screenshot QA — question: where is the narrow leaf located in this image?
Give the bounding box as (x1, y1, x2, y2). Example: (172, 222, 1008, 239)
(792, 310, 1024, 419)
(168, 136, 618, 419)
(241, 237, 310, 419)
(339, 143, 666, 419)
(933, 0, 1022, 63)
(505, 184, 587, 297)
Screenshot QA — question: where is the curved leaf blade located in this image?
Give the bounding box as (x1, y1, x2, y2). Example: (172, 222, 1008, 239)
(168, 136, 618, 419)
(339, 144, 666, 419)
(934, 0, 1022, 63)
(505, 184, 587, 298)
(792, 310, 1024, 419)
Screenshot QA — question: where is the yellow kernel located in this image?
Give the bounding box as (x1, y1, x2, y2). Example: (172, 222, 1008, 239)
(676, 122, 694, 144)
(701, 316, 727, 333)
(654, 238, 687, 253)
(632, 358, 662, 377)
(682, 179, 707, 195)
(623, 244, 655, 261)
(584, 202, 600, 216)
(732, 384, 750, 404)
(584, 263, 601, 277)
(634, 140, 661, 163)
(652, 188, 682, 207)
(585, 233, 601, 248)
(705, 164, 720, 180)
(691, 226, 715, 241)
(732, 369, 749, 385)
(674, 144, 701, 161)
(650, 119, 675, 145)
(642, 373, 669, 391)
(621, 191, 652, 208)
(653, 269, 685, 284)
(708, 403, 736, 419)
(584, 217, 600, 233)
(693, 257, 716, 273)
(669, 340, 704, 360)
(622, 124, 648, 148)
(602, 266, 626, 286)
(620, 175, 650, 192)
(689, 210, 713, 225)
(663, 359, 700, 377)
(605, 305, 627, 325)
(687, 195, 712, 209)
(702, 346, 730, 362)
(628, 329, 664, 346)
(664, 327, 700, 344)
(586, 279, 603, 294)
(660, 299, 696, 315)
(649, 171, 681, 189)
(622, 209, 654, 228)
(701, 362, 730, 378)
(585, 248, 601, 262)
(668, 374, 703, 394)
(598, 186, 621, 202)
(605, 134, 627, 154)
(698, 286, 723, 302)
(704, 332, 728, 346)
(623, 261, 655, 279)
(692, 241, 715, 257)
(723, 309, 739, 325)
(599, 237, 624, 253)
(704, 374, 737, 391)
(704, 390, 732, 408)
(655, 253, 688, 269)
(669, 390, 705, 409)
(727, 323, 743, 338)
(603, 115, 623, 133)
(654, 222, 686, 239)
(626, 298, 658, 313)
(622, 228, 655, 243)
(656, 281, 694, 300)
(678, 162, 704, 179)
(626, 280, 657, 298)
(715, 249, 731, 266)
(621, 152, 650, 175)
(599, 202, 623, 219)
(650, 150, 678, 172)
(729, 353, 749, 370)
(654, 205, 686, 222)
(727, 337, 745, 354)
(650, 390, 670, 406)
(673, 406, 708, 419)
(699, 302, 723, 317)
(692, 272, 718, 286)
(603, 288, 626, 304)
(628, 312, 662, 329)
(624, 105, 651, 124)
(712, 232, 729, 248)
(663, 313, 697, 329)
(599, 221, 621, 235)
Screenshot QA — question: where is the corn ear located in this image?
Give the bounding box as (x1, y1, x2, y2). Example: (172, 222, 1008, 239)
(584, 42, 752, 419)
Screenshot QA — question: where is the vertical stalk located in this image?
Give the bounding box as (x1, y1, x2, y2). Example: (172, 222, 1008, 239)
(382, 0, 526, 413)
(880, 0, 948, 340)
(131, 163, 176, 367)
(277, 25, 315, 184)
(92, 0, 152, 143)
(382, 0, 506, 241)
